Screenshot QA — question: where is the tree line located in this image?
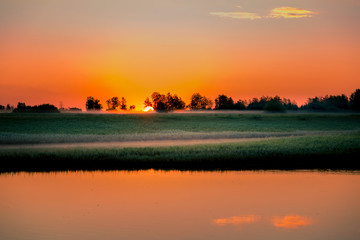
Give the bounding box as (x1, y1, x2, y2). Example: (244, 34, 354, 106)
(1, 88, 359, 113)
(85, 88, 360, 112)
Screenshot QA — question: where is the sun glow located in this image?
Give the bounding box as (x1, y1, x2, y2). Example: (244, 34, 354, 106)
(144, 106, 154, 112)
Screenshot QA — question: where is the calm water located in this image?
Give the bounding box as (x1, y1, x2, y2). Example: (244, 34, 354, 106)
(1, 170, 359, 240)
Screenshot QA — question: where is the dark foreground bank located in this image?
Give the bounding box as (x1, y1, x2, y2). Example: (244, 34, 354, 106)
(0, 134, 359, 172)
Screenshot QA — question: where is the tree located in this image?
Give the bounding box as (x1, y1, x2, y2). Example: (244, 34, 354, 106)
(106, 97, 120, 110)
(234, 99, 246, 110)
(264, 96, 286, 112)
(151, 92, 167, 111)
(0, 105, 4, 110)
(350, 89, 360, 111)
(144, 97, 152, 107)
(17, 102, 26, 110)
(150, 92, 186, 112)
(129, 105, 136, 110)
(86, 97, 102, 111)
(283, 98, 298, 110)
(120, 97, 127, 110)
(247, 96, 272, 110)
(34, 104, 60, 113)
(215, 94, 234, 110)
(13, 103, 59, 113)
(189, 93, 213, 110)
(6, 104, 13, 111)
(166, 93, 185, 110)
(302, 94, 349, 111)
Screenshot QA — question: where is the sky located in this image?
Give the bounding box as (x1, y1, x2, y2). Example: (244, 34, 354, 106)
(1, 0, 359, 109)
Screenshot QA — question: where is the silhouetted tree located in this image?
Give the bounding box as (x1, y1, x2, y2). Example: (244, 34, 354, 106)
(234, 99, 246, 110)
(17, 102, 26, 110)
(215, 94, 234, 110)
(120, 97, 127, 110)
(6, 104, 13, 111)
(34, 104, 60, 112)
(302, 94, 349, 111)
(144, 97, 152, 107)
(0, 105, 4, 110)
(325, 95, 348, 110)
(166, 93, 185, 110)
(264, 96, 286, 112)
(283, 98, 299, 110)
(350, 89, 360, 111)
(150, 92, 185, 112)
(151, 92, 167, 111)
(106, 96, 120, 110)
(247, 96, 271, 110)
(13, 103, 59, 113)
(129, 105, 136, 110)
(86, 97, 102, 111)
(189, 93, 213, 110)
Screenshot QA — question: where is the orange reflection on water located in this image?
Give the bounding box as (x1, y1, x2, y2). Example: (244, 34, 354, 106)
(214, 215, 260, 227)
(272, 215, 312, 229)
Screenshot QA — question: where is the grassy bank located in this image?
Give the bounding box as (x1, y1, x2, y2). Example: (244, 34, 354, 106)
(1, 133, 359, 172)
(1, 112, 360, 135)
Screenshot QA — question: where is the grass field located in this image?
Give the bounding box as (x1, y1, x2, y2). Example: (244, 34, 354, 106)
(0, 112, 360, 135)
(0, 112, 359, 172)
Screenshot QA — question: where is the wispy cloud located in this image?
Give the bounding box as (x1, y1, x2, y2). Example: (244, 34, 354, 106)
(210, 12, 261, 20)
(268, 7, 318, 19)
(210, 6, 318, 20)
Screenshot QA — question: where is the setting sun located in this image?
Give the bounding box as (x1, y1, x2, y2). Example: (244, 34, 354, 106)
(144, 106, 154, 112)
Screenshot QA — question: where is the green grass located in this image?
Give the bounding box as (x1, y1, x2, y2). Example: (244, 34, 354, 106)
(1, 133, 359, 172)
(1, 112, 359, 172)
(0, 112, 360, 135)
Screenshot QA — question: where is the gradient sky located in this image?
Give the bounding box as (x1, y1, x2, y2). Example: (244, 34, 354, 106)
(1, 0, 359, 109)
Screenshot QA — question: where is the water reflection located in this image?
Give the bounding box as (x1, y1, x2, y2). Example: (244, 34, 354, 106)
(214, 215, 261, 228)
(0, 170, 359, 240)
(214, 215, 312, 230)
(272, 215, 313, 229)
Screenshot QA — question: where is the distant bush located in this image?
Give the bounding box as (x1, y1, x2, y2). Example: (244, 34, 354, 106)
(0, 105, 4, 110)
(13, 103, 59, 113)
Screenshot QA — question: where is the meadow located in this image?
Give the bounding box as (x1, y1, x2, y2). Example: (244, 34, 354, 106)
(0, 112, 359, 172)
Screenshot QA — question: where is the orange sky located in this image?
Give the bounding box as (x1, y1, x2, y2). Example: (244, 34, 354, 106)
(1, 0, 359, 109)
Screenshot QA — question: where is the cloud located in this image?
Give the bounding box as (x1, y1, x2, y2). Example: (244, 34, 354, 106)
(268, 7, 318, 19)
(210, 6, 318, 20)
(272, 215, 313, 229)
(213, 215, 261, 228)
(210, 12, 261, 20)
